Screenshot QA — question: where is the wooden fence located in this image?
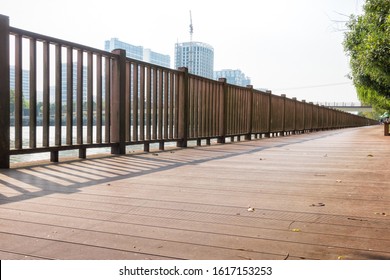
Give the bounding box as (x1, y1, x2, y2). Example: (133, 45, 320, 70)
(0, 15, 377, 168)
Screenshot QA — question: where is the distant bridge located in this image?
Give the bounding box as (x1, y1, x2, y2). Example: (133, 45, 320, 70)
(316, 102, 373, 113)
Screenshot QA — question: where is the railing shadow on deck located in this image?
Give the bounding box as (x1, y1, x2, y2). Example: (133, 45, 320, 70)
(0, 14, 378, 169)
(0, 128, 350, 206)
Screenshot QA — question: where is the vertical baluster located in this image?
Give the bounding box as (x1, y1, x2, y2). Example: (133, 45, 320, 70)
(96, 54, 102, 144)
(139, 65, 145, 141)
(42, 41, 50, 147)
(104, 56, 110, 143)
(55, 44, 62, 147)
(188, 77, 194, 139)
(163, 70, 169, 139)
(132, 63, 139, 142)
(29, 38, 37, 148)
(201, 80, 206, 137)
(215, 83, 220, 136)
(206, 81, 211, 137)
(146, 66, 151, 141)
(174, 72, 179, 139)
(87, 52, 93, 144)
(211, 82, 216, 137)
(125, 61, 131, 142)
(158, 69, 163, 140)
(66, 47, 73, 145)
(76, 49, 83, 145)
(235, 89, 240, 135)
(214, 83, 219, 137)
(229, 88, 234, 136)
(14, 35, 22, 149)
(152, 68, 158, 140)
(169, 73, 174, 139)
(193, 78, 199, 139)
(239, 89, 243, 134)
(202, 80, 207, 142)
(197, 79, 202, 138)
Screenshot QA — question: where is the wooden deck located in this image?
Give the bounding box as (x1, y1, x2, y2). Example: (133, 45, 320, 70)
(0, 126, 389, 260)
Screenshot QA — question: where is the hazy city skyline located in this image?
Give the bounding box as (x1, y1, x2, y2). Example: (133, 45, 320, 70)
(2, 0, 364, 102)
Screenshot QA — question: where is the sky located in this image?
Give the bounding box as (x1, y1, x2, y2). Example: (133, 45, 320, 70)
(1, 0, 365, 103)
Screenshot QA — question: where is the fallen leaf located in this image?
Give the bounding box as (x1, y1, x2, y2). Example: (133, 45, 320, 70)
(374, 212, 387, 216)
(337, 256, 344, 260)
(347, 217, 368, 222)
(291, 228, 301, 232)
(310, 202, 325, 207)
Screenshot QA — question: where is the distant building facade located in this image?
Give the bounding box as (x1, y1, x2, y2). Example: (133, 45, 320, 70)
(10, 66, 30, 101)
(174, 41, 214, 79)
(61, 63, 88, 103)
(143, 48, 171, 68)
(105, 38, 170, 68)
(214, 69, 251, 87)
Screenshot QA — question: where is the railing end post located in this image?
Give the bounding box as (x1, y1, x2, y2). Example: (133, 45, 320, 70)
(0, 14, 10, 168)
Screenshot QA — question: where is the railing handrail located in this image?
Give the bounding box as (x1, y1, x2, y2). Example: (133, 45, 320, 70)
(9, 26, 116, 58)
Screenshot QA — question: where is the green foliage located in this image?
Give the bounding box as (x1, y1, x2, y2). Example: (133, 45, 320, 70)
(10, 89, 30, 115)
(344, 0, 390, 110)
(10, 89, 15, 114)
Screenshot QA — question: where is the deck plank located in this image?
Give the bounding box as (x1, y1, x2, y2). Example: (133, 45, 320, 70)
(1, 126, 390, 259)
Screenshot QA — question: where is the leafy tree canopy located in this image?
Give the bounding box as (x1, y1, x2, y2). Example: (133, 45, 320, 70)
(344, 0, 390, 110)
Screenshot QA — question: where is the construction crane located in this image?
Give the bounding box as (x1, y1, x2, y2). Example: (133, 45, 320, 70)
(189, 10, 194, 42)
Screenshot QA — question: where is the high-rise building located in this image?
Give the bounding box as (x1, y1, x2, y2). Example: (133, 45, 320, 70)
(104, 38, 170, 68)
(61, 63, 88, 103)
(10, 66, 30, 101)
(214, 69, 251, 87)
(143, 49, 170, 68)
(174, 41, 214, 79)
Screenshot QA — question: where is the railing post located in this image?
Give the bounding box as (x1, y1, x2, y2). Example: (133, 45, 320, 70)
(245, 85, 254, 140)
(281, 94, 286, 136)
(265, 90, 272, 138)
(309, 102, 314, 132)
(110, 49, 126, 155)
(302, 100, 306, 133)
(177, 67, 189, 148)
(217, 78, 227, 143)
(292, 97, 297, 134)
(0, 15, 10, 168)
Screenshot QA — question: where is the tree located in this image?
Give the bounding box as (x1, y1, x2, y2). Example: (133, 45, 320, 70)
(344, 0, 390, 110)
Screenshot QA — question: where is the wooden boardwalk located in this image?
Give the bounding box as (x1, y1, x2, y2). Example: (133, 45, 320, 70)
(0, 126, 389, 260)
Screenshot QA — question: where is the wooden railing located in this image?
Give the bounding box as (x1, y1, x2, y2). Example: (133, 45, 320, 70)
(0, 15, 378, 168)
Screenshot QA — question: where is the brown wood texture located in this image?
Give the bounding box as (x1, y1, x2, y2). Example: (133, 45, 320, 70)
(1, 126, 389, 260)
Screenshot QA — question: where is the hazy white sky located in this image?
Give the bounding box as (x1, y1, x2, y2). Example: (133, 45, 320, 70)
(2, 0, 364, 102)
